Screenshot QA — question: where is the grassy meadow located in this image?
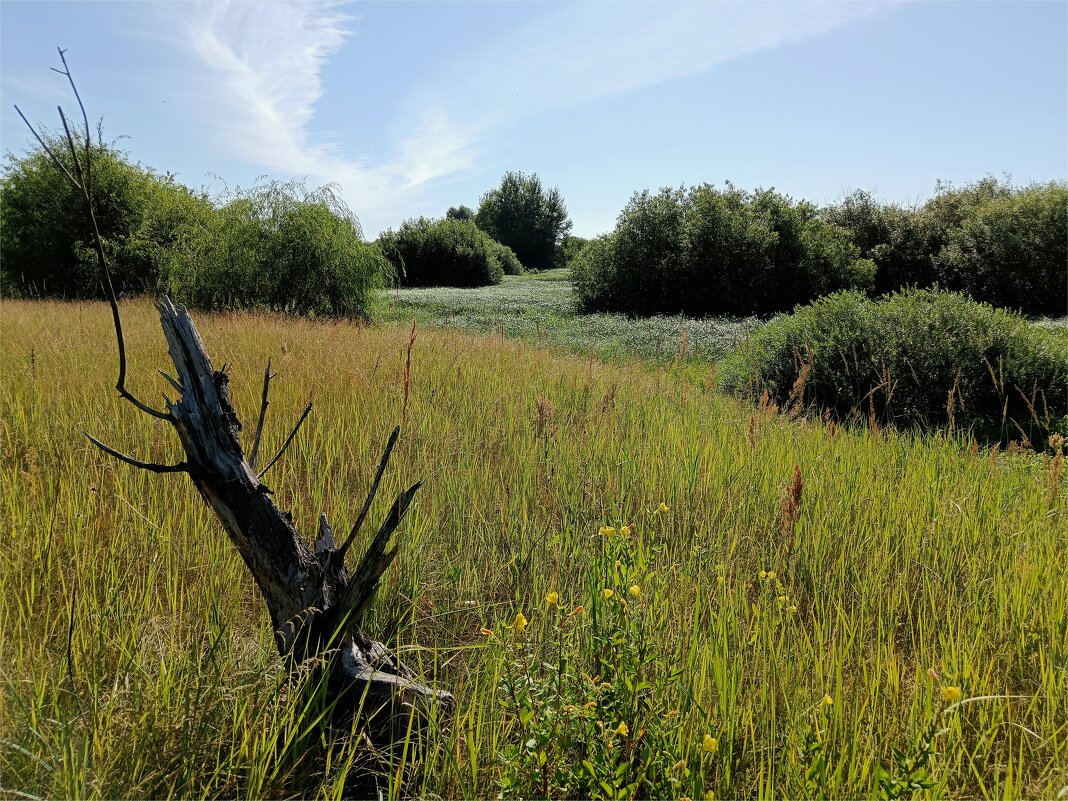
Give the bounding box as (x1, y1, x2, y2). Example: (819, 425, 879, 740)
(1, 297, 1066, 799)
(379, 269, 761, 365)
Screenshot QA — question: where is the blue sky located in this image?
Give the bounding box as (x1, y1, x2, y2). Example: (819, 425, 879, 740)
(2, 1, 1065, 238)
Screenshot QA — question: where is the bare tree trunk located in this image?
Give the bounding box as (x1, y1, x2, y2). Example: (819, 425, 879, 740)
(154, 298, 453, 736)
(16, 48, 452, 747)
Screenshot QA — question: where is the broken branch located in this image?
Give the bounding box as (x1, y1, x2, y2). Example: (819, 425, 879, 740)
(85, 432, 188, 473)
(249, 358, 273, 470)
(335, 425, 400, 565)
(257, 401, 313, 478)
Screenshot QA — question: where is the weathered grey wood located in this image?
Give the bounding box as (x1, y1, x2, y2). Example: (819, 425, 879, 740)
(18, 48, 451, 745)
(153, 296, 453, 729)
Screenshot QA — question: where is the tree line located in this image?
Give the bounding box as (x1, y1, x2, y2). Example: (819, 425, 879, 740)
(2, 134, 1064, 318)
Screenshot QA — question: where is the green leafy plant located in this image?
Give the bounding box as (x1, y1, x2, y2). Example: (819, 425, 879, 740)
(378, 216, 504, 287)
(719, 288, 1068, 445)
(572, 183, 873, 317)
(493, 521, 695, 800)
(875, 684, 964, 800)
(161, 179, 388, 318)
(824, 178, 1067, 315)
(1, 131, 211, 299)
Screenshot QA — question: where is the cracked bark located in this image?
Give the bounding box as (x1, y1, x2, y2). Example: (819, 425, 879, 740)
(153, 297, 453, 737)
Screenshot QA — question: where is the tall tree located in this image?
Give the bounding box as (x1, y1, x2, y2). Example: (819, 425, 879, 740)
(475, 172, 571, 271)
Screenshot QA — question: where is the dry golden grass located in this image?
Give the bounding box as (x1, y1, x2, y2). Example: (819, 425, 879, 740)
(1, 298, 1064, 798)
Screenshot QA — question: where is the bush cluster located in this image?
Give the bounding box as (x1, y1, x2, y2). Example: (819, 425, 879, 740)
(558, 235, 589, 268)
(1, 136, 211, 299)
(160, 181, 389, 317)
(824, 178, 1067, 316)
(719, 289, 1068, 445)
(1, 140, 388, 317)
(377, 217, 516, 287)
(572, 184, 876, 317)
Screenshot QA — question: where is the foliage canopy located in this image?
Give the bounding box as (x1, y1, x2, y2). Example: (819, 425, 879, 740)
(377, 217, 505, 287)
(1, 134, 211, 299)
(719, 288, 1068, 444)
(572, 184, 875, 317)
(476, 171, 572, 271)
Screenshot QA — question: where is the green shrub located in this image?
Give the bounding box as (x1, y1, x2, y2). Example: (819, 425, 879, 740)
(822, 191, 936, 295)
(494, 522, 693, 800)
(932, 181, 1067, 316)
(559, 235, 589, 267)
(573, 184, 874, 317)
(824, 179, 1067, 314)
(488, 238, 525, 276)
(569, 234, 619, 311)
(1, 135, 210, 298)
(161, 180, 388, 317)
(445, 204, 475, 222)
(719, 289, 1068, 445)
(378, 217, 503, 287)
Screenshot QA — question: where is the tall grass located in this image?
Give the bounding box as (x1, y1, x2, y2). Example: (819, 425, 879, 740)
(1, 299, 1064, 798)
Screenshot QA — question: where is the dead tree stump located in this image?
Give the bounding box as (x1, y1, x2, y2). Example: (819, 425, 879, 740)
(19, 46, 452, 749)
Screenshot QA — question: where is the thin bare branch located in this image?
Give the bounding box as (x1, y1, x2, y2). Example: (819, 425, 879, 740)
(85, 433, 188, 473)
(157, 369, 184, 395)
(257, 401, 313, 478)
(18, 50, 173, 422)
(249, 358, 274, 469)
(335, 425, 400, 564)
(13, 105, 80, 188)
(336, 481, 422, 640)
(58, 106, 85, 184)
(54, 48, 93, 181)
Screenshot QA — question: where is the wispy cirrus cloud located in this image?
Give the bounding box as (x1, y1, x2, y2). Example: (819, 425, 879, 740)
(169, 0, 478, 228)
(416, 1, 897, 130)
(161, 1, 897, 233)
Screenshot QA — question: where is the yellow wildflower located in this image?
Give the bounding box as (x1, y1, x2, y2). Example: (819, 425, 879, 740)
(759, 570, 768, 580)
(821, 694, 833, 707)
(777, 595, 787, 605)
(942, 686, 962, 703)
(599, 526, 617, 537)
(789, 605, 798, 613)
(616, 721, 629, 736)
(603, 588, 614, 600)
(767, 571, 777, 580)
(657, 502, 669, 513)
(629, 584, 641, 598)
(544, 591, 559, 608)
(512, 612, 528, 633)
(702, 734, 718, 752)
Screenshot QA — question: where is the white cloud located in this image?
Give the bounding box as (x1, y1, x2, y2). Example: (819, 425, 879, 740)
(161, 0, 896, 234)
(415, 1, 896, 130)
(169, 0, 478, 230)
